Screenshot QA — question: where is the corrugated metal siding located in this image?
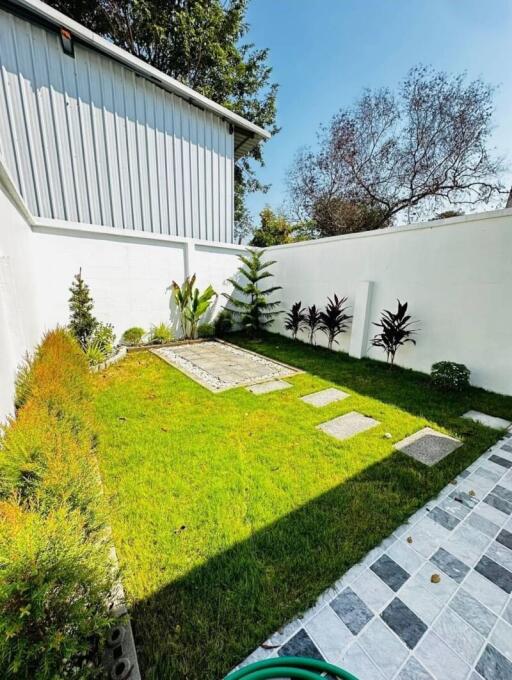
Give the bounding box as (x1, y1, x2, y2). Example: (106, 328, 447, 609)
(0, 8, 235, 241)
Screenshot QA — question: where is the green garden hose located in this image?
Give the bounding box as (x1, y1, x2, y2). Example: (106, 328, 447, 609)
(225, 656, 359, 680)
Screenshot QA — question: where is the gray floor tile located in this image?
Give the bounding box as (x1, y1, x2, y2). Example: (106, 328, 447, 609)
(438, 494, 471, 521)
(339, 642, 386, 680)
(489, 454, 512, 469)
(497, 528, 512, 550)
(398, 579, 443, 625)
(432, 607, 484, 665)
(330, 587, 373, 635)
(358, 617, 408, 679)
(277, 628, 323, 659)
(380, 598, 427, 649)
(427, 506, 460, 531)
(489, 619, 512, 662)
(305, 606, 353, 665)
(430, 547, 470, 583)
(484, 493, 512, 515)
(395, 427, 462, 466)
(486, 540, 512, 571)
(477, 501, 510, 527)
(415, 631, 470, 680)
(476, 644, 512, 680)
(475, 555, 512, 593)
(370, 554, 410, 592)
(443, 522, 491, 566)
(494, 484, 512, 504)
(396, 657, 434, 680)
(466, 512, 500, 538)
(502, 600, 512, 625)
(352, 569, 395, 613)
(474, 466, 503, 483)
(449, 489, 478, 509)
(449, 588, 497, 636)
(386, 540, 424, 575)
(247, 379, 292, 394)
(462, 569, 508, 615)
(317, 411, 379, 441)
(300, 387, 349, 407)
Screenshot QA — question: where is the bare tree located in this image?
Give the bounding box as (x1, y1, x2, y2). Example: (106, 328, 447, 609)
(289, 66, 505, 235)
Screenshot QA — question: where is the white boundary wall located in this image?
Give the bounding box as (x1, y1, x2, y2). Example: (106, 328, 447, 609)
(0, 166, 244, 421)
(266, 211, 512, 396)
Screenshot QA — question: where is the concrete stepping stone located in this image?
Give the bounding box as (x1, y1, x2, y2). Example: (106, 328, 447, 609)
(247, 380, 292, 395)
(301, 387, 349, 407)
(317, 411, 379, 441)
(462, 411, 511, 431)
(395, 427, 462, 466)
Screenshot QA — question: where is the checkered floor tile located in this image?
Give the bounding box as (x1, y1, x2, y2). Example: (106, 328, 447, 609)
(236, 431, 512, 680)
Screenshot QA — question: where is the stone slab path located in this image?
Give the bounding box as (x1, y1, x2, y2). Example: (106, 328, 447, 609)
(247, 380, 292, 395)
(152, 340, 298, 392)
(463, 411, 512, 431)
(301, 388, 350, 407)
(395, 427, 462, 466)
(237, 430, 512, 680)
(317, 411, 380, 441)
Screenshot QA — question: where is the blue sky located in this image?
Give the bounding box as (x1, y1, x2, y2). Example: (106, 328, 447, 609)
(244, 0, 512, 221)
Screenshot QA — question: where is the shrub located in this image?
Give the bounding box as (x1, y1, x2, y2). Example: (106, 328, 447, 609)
(284, 301, 306, 340)
(149, 322, 174, 344)
(319, 295, 352, 350)
(13, 352, 33, 412)
(121, 327, 145, 345)
(197, 323, 215, 338)
(90, 322, 116, 356)
(371, 300, 419, 366)
(170, 275, 217, 338)
(85, 341, 107, 367)
(0, 329, 114, 677)
(68, 269, 97, 350)
(305, 305, 322, 345)
(214, 309, 233, 337)
(431, 361, 470, 391)
(0, 502, 112, 679)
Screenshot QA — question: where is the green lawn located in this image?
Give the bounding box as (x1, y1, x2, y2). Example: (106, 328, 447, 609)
(93, 334, 512, 679)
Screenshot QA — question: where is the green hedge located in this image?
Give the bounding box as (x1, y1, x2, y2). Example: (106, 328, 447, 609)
(0, 329, 114, 678)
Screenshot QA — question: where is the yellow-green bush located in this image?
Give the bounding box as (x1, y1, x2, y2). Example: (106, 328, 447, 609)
(0, 329, 114, 678)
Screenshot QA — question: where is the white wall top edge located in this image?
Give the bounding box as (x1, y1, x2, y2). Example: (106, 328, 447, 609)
(264, 207, 512, 251)
(31, 217, 247, 252)
(11, 0, 270, 142)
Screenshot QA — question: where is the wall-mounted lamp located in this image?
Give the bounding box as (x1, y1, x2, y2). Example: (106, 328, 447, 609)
(60, 28, 74, 58)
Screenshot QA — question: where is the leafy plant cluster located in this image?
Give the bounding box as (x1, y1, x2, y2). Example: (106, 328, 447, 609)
(1, 329, 114, 678)
(68, 270, 116, 366)
(431, 361, 471, 391)
(285, 296, 352, 349)
(371, 300, 418, 366)
(171, 274, 217, 339)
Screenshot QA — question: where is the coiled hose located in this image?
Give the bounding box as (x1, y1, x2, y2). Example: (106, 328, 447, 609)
(225, 656, 359, 680)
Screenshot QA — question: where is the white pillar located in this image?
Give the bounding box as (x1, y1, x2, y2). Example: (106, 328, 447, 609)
(349, 280, 374, 359)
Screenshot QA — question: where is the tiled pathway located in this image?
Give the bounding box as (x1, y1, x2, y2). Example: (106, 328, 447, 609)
(238, 430, 512, 680)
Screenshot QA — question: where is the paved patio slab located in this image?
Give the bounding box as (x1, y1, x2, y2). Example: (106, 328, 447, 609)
(246, 380, 292, 395)
(463, 410, 512, 431)
(317, 411, 379, 441)
(236, 431, 512, 680)
(300, 387, 349, 407)
(395, 427, 462, 466)
(152, 340, 298, 392)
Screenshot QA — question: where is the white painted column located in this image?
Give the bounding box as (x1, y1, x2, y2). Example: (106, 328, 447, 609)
(183, 239, 196, 279)
(349, 280, 374, 359)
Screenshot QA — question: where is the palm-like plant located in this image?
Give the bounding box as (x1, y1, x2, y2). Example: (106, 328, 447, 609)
(305, 304, 322, 344)
(285, 301, 306, 340)
(319, 295, 352, 349)
(224, 249, 282, 335)
(185, 284, 217, 338)
(170, 275, 195, 337)
(371, 299, 418, 366)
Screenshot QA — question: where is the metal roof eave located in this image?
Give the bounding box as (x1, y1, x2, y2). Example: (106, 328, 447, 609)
(6, 0, 271, 159)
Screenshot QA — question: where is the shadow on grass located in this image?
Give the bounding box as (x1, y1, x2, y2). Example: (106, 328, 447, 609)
(231, 332, 512, 427)
(132, 447, 479, 679)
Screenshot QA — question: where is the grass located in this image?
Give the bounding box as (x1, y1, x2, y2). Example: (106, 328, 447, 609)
(92, 333, 512, 679)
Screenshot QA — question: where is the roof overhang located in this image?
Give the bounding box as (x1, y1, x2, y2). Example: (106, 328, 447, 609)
(3, 0, 271, 160)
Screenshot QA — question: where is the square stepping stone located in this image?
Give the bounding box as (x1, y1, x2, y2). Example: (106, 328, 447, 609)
(246, 380, 292, 395)
(462, 411, 511, 431)
(395, 427, 461, 466)
(317, 411, 379, 441)
(301, 387, 349, 407)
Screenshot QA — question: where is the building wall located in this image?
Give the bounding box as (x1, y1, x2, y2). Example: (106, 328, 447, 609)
(267, 210, 512, 396)
(0, 8, 234, 242)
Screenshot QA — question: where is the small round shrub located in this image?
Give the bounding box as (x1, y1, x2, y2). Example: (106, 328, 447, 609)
(90, 322, 116, 356)
(431, 361, 470, 391)
(214, 310, 233, 337)
(121, 326, 145, 346)
(197, 323, 215, 338)
(149, 323, 174, 344)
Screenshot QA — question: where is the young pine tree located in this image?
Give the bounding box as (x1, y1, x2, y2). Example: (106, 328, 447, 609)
(68, 269, 97, 349)
(224, 249, 282, 335)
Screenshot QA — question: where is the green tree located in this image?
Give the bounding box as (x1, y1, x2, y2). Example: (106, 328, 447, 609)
(68, 269, 97, 349)
(250, 207, 293, 247)
(47, 0, 277, 241)
(224, 249, 281, 334)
